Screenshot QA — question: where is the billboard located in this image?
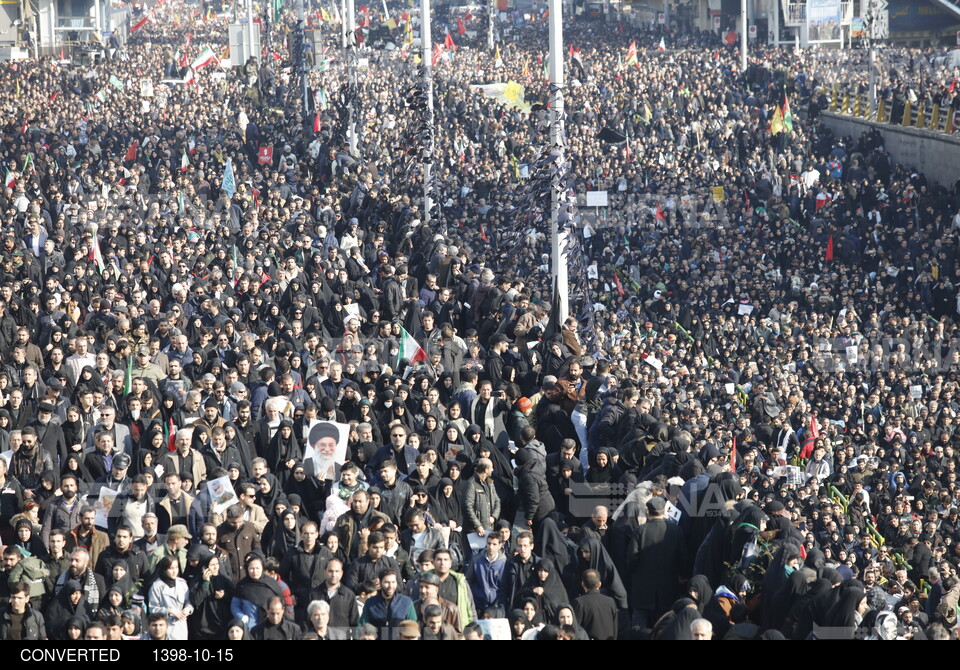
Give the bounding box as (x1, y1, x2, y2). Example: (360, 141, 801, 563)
(808, 0, 841, 41)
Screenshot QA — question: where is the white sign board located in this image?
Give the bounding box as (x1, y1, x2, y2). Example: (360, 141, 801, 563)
(585, 190, 608, 207)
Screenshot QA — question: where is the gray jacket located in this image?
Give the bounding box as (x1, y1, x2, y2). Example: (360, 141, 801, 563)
(463, 476, 501, 532)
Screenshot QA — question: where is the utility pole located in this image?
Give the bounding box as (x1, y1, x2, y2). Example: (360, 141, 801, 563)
(740, 0, 747, 74)
(548, 0, 568, 323)
(297, 0, 308, 118)
(346, 0, 357, 155)
(865, 0, 877, 118)
(488, 0, 495, 52)
(422, 0, 434, 225)
(247, 0, 256, 63)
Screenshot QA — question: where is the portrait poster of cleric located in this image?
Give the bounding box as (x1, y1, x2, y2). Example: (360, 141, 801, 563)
(305, 420, 349, 481)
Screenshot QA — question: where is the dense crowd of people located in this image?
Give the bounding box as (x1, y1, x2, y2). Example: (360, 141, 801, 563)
(0, 0, 959, 641)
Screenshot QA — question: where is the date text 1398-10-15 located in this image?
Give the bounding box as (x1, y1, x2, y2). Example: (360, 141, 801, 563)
(153, 649, 235, 662)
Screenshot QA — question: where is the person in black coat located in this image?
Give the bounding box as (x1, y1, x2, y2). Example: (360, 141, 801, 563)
(250, 595, 302, 640)
(515, 448, 556, 546)
(572, 569, 619, 640)
(188, 554, 234, 640)
(627, 497, 687, 627)
(309, 558, 359, 629)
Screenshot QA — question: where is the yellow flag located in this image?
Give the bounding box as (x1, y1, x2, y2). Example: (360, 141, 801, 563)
(385, 17, 397, 30)
(770, 106, 784, 135)
(494, 45, 501, 61)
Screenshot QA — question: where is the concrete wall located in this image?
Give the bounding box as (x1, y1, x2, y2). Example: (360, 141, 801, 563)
(820, 111, 960, 188)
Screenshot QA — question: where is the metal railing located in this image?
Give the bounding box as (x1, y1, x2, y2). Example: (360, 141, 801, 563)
(828, 81, 960, 135)
(55, 16, 97, 31)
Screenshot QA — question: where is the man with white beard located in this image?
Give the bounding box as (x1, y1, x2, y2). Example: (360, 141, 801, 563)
(28, 400, 68, 468)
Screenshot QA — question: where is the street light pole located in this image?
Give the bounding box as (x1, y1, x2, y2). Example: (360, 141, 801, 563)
(866, 0, 877, 118)
(247, 0, 255, 63)
(422, 0, 434, 226)
(548, 0, 568, 323)
(488, 0, 495, 52)
(740, 0, 747, 74)
(346, 0, 357, 155)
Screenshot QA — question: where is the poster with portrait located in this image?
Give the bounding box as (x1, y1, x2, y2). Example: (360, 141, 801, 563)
(93, 487, 119, 530)
(207, 475, 239, 516)
(303, 421, 350, 481)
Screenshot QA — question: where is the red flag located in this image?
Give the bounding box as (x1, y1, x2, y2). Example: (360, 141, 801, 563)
(724, 30, 737, 46)
(313, 112, 321, 134)
(465, 11, 473, 20)
(258, 146, 273, 164)
(50, 92, 60, 102)
(496, 0, 508, 10)
(655, 203, 666, 220)
(800, 415, 820, 460)
(444, 32, 456, 51)
(950, 78, 956, 94)
(124, 140, 138, 163)
(130, 16, 148, 31)
(613, 273, 624, 296)
(457, 18, 466, 35)
(432, 43, 444, 66)
(825, 235, 834, 262)
(167, 418, 176, 452)
(729, 435, 737, 473)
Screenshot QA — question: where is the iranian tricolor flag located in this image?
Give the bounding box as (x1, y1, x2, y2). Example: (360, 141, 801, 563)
(4, 169, 14, 189)
(180, 148, 189, 172)
(89, 229, 106, 273)
(398, 325, 426, 363)
(191, 46, 217, 70)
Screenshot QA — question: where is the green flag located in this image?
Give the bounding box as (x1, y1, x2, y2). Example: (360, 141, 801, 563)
(123, 354, 133, 395)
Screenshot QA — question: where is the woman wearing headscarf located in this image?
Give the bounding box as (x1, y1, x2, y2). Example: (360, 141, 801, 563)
(765, 568, 811, 632)
(537, 516, 577, 585)
(725, 504, 769, 569)
(687, 574, 713, 614)
(60, 407, 85, 456)
(159, 391, 180, 427)
(231, 555, 284, 629)
(510, 608, 533, 640)
(12, 517, 47, 558)
(265, 420, 302, 486)
(188, 554, 235, 640)
(760, 539, 803, 628)
(148, 555, 193, 641)
(824, 586, 868, 640)
(585, 448, 622, 484)
(656, 598, 702, 640)
(703, 576, 750, 639)
(575, 536, 629, 611)
(430, 476, 464, 553)
(782, 576, 831, 640)
(418, 413, 445, 453)
(519, 558, 568, 622)
(256, 473, 283, 516)
(518, 596, 545, 628)
(436, 423, 469, 463)
(555, 603, 590, 640)
(383, 401, 415, 438)
(43, 580, 92, 640)
(264, 509, 301, 561)
(60, 453, 93, 491)
(76, 366, 107, 395)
